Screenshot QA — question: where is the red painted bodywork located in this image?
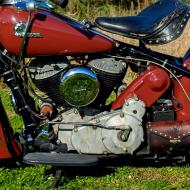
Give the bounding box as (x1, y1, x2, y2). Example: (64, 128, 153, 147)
(0, 125, 13, 159)
(0, 6, 114, 56)
(0, 100, 21, 160)
(112, 66, 171, 110)
(0, 125, 21, 159)
(174, 57, 190, 120)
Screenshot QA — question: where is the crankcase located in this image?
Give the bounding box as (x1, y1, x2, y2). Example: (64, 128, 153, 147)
(101, 97, 145, 154)
(53, 97, 146, 155)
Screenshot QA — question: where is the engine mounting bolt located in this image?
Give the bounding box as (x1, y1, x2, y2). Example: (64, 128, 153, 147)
(96, 119, 100, 123)
(154, 154, 158, 159)
(123, 147, 127, 152)
(125, 101, 129, 106)
(74, 108, 79, 114)
(56, 139, 61, 144)
(120, 112, 124, 118)
(92, 125, 97, 130)
(118, 128, 132, 142)
(103, 151, 108, 155)
(74, 126, 78, 132)
(134, 95, 139, 101)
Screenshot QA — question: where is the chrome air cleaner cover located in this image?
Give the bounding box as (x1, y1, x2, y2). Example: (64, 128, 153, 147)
(60, 67, 100, 107)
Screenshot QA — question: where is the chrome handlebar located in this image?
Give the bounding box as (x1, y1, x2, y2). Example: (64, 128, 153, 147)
(2, 0, 54, 12)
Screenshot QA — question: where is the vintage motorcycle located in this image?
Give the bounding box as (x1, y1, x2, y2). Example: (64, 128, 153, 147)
(1, 0, 190, 173)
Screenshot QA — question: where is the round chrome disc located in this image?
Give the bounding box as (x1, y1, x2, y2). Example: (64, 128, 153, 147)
(60, 67, 99, 107)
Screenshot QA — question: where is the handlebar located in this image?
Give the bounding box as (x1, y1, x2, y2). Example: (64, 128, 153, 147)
(14, 0, 68, 12)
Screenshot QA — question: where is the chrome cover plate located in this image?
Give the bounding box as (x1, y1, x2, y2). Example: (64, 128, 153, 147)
(60, 67, 100, 107)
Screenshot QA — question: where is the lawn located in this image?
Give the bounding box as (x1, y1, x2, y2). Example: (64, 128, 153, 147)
(1, 165, 190, 190)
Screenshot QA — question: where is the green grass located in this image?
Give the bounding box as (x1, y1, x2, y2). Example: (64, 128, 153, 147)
(1, 160, 190, 190)
(0, 84, 23, 132)
(0, 83, 190, 190)
(0, 165, 53, 190)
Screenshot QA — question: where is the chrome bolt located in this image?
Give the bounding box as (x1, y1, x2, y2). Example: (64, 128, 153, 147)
(120, 112, 124, 118)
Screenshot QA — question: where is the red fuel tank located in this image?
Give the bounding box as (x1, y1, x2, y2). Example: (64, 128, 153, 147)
(0, 6, 115, 56)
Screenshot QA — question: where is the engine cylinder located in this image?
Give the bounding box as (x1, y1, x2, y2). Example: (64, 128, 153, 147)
(28, 56, 69, 105)
(88, 58, 127, 104)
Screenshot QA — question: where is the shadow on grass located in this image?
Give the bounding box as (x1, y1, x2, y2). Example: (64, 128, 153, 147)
(0, 154, 190, 189)
(43, 155, 190, 189)
(0, 157, 32, 170)
(0, 158, 21, 168)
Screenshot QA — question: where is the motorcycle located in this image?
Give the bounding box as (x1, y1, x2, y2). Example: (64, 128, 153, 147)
(1, 0, 190, 177)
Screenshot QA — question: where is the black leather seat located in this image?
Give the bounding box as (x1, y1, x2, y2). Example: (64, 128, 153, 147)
(95, 0, 190, 44)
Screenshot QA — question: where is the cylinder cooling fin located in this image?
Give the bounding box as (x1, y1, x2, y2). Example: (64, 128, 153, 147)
(88, 58, 127, 103)
(28, 56, 127, 108)
(28, 56, 69, 105)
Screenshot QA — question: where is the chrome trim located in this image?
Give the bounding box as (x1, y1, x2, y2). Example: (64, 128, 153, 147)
(2, 0, 53, 11)
(2, 0, 18, 4)
(61, 67, 98, 81)
(10, 93, 19, 114)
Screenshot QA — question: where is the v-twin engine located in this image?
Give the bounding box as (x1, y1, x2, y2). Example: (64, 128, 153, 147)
(52, 97, 146, 155)
(28, 56, 127, 107)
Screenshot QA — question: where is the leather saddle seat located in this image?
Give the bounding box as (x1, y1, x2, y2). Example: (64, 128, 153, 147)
(95, 0, 190, 45)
